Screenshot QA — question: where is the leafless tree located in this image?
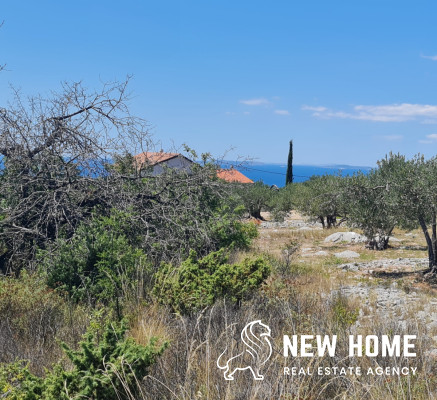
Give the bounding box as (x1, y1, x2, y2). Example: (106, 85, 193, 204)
(0, 79, 232, 273)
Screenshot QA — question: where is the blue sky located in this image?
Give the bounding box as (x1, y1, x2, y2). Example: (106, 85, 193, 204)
(1, 1, 437, 166)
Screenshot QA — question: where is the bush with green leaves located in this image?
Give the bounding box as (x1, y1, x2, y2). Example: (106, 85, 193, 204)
(153, 249, 270, 314)
(211, 205, 258, 249)
(0, 320, 167, 400)
(39, 212, 151, 315)
(0, 360, 42, 400)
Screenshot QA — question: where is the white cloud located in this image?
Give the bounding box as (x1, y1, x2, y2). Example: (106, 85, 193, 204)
(274, 109, 290, 115)
(418, 134, 437, 144)
(243, 111, 251, 115)
(239, 98, 270, 106)
(303, 103, 437, 122)
(421, 54, 437, 61)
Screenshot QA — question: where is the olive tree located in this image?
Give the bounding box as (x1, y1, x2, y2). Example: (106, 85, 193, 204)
(293, 174, 346, 228)
(342, 171, 397, 250)
(234, 181, 273, 220)
(378, 153, 437, 276)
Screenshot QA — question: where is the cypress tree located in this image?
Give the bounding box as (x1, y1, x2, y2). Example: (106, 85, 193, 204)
(286, 140, 293, 185)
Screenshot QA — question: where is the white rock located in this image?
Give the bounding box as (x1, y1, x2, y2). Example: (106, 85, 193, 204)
(324, 232, 367, 244)
(334, 250, 360, 259)
(374, 235, 401, 242)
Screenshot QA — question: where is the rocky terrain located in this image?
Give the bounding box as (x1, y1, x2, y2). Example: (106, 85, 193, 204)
(256, 211, 437, 362)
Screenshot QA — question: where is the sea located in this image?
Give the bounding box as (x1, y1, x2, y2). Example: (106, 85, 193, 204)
(220, 162, 372, 187)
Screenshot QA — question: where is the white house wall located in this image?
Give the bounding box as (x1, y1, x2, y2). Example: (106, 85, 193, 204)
(151, 156, 193, 176)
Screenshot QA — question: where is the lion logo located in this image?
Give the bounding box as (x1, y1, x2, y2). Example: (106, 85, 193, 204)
(217, 320, 272, 381)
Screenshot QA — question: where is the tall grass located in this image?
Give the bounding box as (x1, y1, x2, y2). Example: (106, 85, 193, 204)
(129, 287, 435, 400)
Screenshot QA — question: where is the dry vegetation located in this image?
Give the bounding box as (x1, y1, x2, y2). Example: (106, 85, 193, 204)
(1, 80, 436, 399)
(118, 213, 437, 400)
(1, 202, 436, 399)
(1, 214, 436, 399)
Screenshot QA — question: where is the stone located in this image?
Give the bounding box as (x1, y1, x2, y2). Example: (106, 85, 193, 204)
(324, 232, 367, 244)
(334, 250, 360, 259)
(375, 235, 401, 243)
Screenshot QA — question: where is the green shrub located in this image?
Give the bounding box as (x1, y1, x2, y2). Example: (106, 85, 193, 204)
(0, 361, 43, 400)
(153, 249, 270, 314)
(331, 295, 359, 332)
(39, 213, 151, 315)
(0, 320, 167, 400)
(212, 209, 258, 250)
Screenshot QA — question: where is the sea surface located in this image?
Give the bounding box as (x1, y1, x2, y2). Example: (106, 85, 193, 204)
(221, 163, 372, 187)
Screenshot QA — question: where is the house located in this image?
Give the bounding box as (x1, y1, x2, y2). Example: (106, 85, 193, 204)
(216, 168, 254, 184)
(133, 151, 194, 176)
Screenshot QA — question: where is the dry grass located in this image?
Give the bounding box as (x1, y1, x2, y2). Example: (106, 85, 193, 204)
(129, 303, 172, 349)
(5, 212, 436, 399)
(131, 216, 437, 399)
(136, 289, 436, 400)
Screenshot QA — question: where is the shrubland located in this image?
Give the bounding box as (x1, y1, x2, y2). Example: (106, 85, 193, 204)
(0, 79, 436, 399)
(0, 79, 269, 398)
(153, 249, 269, 314)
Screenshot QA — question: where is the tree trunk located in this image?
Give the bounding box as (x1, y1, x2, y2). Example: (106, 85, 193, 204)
(337, 217, 348, 226)
(366, 237, 388, 250)
(418, 214, 435, 270)
(366, 228, 393, 251)
(428, 212, 437, 278)
(376, 236, 389, 250)
(319, 216, 325, 229)
(326, 215, 336, 229)
(250, 209, 265, 220)
(432, 212, 437, 265)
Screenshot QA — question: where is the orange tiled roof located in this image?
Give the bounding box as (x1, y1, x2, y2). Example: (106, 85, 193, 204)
(217, 169, 254, 184)
(134, 152, 181, 166)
